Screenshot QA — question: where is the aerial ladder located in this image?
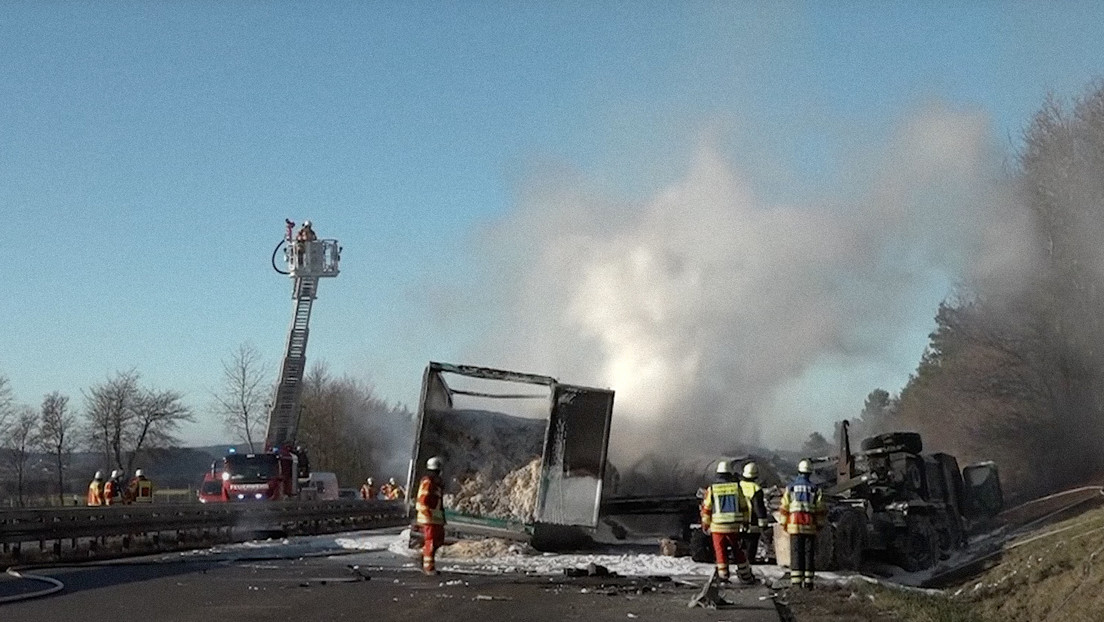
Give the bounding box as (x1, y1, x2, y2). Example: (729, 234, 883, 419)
(215, 220, 341, 501)
(264, 219, 341, 451)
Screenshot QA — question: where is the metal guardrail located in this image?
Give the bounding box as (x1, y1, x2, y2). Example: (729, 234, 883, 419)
(0, 500, 407, 545)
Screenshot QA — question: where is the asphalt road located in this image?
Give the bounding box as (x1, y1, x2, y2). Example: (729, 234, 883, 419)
(0, 535, 783, 622)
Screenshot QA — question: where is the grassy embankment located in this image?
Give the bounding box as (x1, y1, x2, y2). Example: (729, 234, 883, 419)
(787, 504, 1104, 622)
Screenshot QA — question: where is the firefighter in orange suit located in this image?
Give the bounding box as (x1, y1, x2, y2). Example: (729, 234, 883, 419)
(103, 470, 121, 506)
(700, 460, 755, 584)
(126, 469, 154, 503)
(416, 457, 446, 575)
(87, 471, 104, 506)
(360, 477, 376, 500)
(779, 459, 827, 590)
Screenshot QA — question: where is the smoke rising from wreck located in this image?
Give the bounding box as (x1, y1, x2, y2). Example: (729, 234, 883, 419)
(461, 106, 1034, 465)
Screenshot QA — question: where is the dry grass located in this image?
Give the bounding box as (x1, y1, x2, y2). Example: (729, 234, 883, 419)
(785, 583, 982, 622)
(789, 505, 1104, 622)
(954, 505, 1104, 622)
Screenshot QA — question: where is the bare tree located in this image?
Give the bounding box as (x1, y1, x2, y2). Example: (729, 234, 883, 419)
(38, 391, 76, 504)
(3, 406, 39, 507)
(125, 388, 193, 474)
(84, 370, 140, 472)
(212, 342, 270, 452)
(84, 370, 194, 474)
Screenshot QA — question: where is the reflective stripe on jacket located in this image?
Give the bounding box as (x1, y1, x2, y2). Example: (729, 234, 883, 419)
(779, 474, 826, 535)
(415, 475, 446, 526)
(700, 481, 748, 534)
(103, 480, 116, 505)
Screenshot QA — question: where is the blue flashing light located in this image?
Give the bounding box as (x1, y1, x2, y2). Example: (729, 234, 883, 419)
(228, 447, 237, 454)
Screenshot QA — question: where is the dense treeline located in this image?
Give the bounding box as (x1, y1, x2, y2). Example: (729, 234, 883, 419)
(297, 363, 414, 489)
(851, 83, 1104, 499)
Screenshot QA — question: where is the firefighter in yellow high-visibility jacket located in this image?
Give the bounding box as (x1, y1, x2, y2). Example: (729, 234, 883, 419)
(87, 471, 105, 506)
(700, 461, 756, 584)
(739, 462, 770, 564)
(779, 459, 827, 590)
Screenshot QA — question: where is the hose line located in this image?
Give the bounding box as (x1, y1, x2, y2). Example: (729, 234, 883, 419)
(272, 239, 289, 275)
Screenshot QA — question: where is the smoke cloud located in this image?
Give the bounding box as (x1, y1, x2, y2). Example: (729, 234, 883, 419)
(462, 105, 1033, 462)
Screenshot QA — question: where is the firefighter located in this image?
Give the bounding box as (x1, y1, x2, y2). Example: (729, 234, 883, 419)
(700, 460, 755, 584)
(780, 459, 827, 590)
(360, 477, 376, 500)
(127, 469, 154, 503)
(382, 477, 405, 500)
(739, 462, 770, 564)
(87, 471, 105, 506)
(295, 220, 317, 266)
(416, 457, 446, 575)
(104, 469, 122, 506)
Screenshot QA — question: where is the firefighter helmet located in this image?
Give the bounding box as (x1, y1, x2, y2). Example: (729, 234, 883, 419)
(366, 477, 374, 484)
(742, 462, 759, 480)
(426, 456, 443, 471)
(797, 459, 813, 474)
(715, 460, 732, 475)
(135, 469, 144, 477)
(303, 220, 312, 227)
(94, 471, 103, 480)
(111, 470, 120, 479)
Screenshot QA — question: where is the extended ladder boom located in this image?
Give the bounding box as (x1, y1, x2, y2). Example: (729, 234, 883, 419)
(263, 232, 340, 451)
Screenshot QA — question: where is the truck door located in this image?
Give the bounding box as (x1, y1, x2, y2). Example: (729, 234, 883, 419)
(535, 384, 615, 527)
(962, 461, 1004, 520)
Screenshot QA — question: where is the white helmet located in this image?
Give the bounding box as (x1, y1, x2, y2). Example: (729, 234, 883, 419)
(426, 456, 443, 471)
(366, 477, 374, 484)
(135, 469, 144, 477)
(388, 477, 397, 485)
(94, 471, 103, 480)
(797, 459, 813, 474)
(742, 462, 759, 480)
(111, 470, 120, 478)
(303, 220, 312, 227)
(715, 460, 732, 475)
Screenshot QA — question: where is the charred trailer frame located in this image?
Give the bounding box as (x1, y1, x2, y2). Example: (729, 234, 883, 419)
(406, 362, 615, 550)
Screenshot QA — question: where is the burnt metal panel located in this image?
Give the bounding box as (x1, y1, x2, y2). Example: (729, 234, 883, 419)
(535, 383, 615, 527)
(428, 361, 556, 387)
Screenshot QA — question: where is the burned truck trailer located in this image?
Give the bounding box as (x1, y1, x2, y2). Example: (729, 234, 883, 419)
(406, 362, 615, 550)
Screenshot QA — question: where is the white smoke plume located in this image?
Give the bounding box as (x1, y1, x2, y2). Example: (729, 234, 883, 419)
(462, 105, 1033, 461)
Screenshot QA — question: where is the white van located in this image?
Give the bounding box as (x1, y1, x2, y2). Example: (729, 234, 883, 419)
(305, 471, 340, 501)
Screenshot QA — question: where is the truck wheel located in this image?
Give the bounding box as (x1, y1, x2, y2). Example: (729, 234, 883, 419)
(898, 516, 939, 572)
(832, 510, 865, 570)
(860, 432, 923, 455)
(690, 530, 713, 563)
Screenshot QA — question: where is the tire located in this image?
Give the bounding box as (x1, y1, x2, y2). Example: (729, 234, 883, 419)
(860, 432, 923, 455)
(832, 510, 866, 570)
(897, 516, 939, 572)
(690, 529, 713, 563)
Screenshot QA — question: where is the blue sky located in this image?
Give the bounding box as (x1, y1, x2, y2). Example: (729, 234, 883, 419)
(3, 2, 1104, 446)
